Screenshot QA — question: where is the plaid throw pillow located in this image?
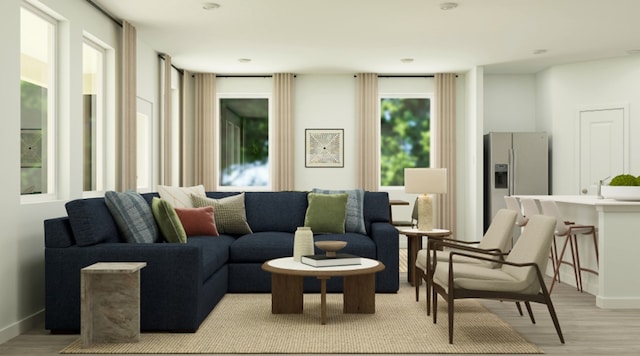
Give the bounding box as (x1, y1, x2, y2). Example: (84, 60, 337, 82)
(191, 193, 252, 235)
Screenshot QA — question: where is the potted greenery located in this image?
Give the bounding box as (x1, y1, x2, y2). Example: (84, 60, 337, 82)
(601, 174, 640, 201)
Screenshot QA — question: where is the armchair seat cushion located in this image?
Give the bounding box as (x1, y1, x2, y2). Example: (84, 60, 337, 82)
(433, 262, 538, 294)
(415, 249, 494, 272)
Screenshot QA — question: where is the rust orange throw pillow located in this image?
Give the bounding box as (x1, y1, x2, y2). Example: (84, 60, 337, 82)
(174, 206, 219, 237)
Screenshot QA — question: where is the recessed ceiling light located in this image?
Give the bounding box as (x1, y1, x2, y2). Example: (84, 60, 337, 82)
(202, 2, 220, 10)
(400, 58, 414, 63)
(533, 49, 548, 55)
(238, 58, 252, 63)
(627, 49, 640, 55)
(439, 2, 458, 10)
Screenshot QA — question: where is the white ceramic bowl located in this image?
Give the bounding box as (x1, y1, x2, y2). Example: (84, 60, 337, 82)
(601, 185, 640, 201)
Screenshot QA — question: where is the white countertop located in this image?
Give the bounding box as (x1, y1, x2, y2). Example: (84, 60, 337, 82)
(515, 195, 640, 206)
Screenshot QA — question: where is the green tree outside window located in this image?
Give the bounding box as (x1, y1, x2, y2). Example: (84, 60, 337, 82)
(380, 98, 431, 186)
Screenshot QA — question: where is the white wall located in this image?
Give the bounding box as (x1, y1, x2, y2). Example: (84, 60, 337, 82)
(294, 74, 358, 190)
(0, 0, 160, 341)
(536, 55, 640, 194)
(484, 74, 537, 133)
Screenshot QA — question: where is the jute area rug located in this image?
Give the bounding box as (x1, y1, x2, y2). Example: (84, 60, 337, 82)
(61, 285, 541, 354)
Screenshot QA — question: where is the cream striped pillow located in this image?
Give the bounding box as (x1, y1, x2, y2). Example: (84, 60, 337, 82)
(158, 185, 206, 208)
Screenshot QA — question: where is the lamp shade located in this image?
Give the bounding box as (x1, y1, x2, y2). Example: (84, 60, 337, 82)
(404, 168, 447, 194)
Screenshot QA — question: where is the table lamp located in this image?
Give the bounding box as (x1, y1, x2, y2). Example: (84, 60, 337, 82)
(404, 168, 447, 231)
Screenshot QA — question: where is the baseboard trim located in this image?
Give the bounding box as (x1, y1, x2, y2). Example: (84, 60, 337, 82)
(596, 296, 640, 309)
(0, 309, 44, 344)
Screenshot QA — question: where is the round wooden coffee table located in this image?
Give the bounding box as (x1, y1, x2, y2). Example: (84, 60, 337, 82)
(261, 257, 385, 324)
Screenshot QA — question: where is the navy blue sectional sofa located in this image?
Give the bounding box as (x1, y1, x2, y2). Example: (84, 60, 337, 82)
(44, 191, 399, 333)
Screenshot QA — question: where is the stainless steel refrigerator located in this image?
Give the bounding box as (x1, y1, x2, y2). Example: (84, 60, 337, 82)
(483, 132, 549, 231)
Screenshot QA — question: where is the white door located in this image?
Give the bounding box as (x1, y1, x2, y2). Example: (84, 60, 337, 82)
(579, 108, 625, 195)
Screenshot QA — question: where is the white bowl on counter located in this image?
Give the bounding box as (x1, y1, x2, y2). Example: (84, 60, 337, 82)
(601, 185, 640, 201)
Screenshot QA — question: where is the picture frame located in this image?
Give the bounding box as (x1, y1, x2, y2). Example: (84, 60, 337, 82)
(20, 128, 43, 168)
(305, 128, 344, 168)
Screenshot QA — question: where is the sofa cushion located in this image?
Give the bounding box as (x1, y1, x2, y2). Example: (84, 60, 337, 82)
(313, 188, 366, 234)
(229, 232, 295, 263)
(191, 193, 252, 235)
(158, 184, 206, 208)
(304, 193, 348, 234)
(105, 191, 160, 244)
(174, 206, 219, 237)
(151, 197, 187, 243)
(244, 191, 308, 233)
(65, 198, 122, 246)
(186, 235, 235, 281)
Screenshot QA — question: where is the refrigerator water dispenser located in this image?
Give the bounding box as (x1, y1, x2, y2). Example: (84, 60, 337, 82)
(494, 164, 508, 189)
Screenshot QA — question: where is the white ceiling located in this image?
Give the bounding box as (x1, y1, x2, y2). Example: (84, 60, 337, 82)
(92, 0, 640, 74)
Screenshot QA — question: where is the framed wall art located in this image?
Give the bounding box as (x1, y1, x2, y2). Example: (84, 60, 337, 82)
(305, 128, 344, 168)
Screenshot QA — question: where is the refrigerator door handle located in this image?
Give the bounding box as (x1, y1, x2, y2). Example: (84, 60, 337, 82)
(508, 148, 514, 196)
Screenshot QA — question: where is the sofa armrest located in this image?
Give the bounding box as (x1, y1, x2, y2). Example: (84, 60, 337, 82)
(45, 243, 203, 332)
(369, 222, 399, 292)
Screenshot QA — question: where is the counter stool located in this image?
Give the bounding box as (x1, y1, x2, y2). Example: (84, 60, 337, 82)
(520, 198, 560, 279)
(540, 200, 598, 293)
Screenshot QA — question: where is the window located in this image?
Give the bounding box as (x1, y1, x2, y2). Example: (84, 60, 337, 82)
(380, 96, 431, 186)
(82, 39, 105, 192)
(218, 97, 270, 189)
(137, 97, 153, 192)
(20, 5, 57, 196)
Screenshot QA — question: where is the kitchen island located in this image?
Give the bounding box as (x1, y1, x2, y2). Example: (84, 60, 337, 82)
(515, 195, 640, 309)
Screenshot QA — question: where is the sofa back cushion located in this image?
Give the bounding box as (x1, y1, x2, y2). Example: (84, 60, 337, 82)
(244, 191, 308, 233)
(65, 198, 123, 246)
(363, 191, 391, 233)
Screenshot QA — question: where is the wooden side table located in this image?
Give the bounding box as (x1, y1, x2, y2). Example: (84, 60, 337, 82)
(81, 262, 146, 347)
(396, 228, 451, 286)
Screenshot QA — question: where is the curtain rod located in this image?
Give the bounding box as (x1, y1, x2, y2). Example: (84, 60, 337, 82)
(86, 0, 122, 27)
(354, 74, 458, 78)
(158, 54, 184, 75)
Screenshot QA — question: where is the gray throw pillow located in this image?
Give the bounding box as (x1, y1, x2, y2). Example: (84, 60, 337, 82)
(104, 191, 160, 243)
(312, 188, 366, 234)
(191, 193, 253, 235)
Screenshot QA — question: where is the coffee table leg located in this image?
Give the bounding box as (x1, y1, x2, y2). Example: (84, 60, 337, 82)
(318, 276, 329, 324)
(343, 273, 375, 313)
(271, 274, 303, 314)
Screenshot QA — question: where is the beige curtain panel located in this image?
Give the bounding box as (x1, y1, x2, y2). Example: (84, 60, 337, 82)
(433, 73, 457, 232)
(194, 73, 217, 191)
(117, 20, 137, 192)
(272, 73, 295, 191)
(356, 73, 379, 191)
(181, 70, 194, 186)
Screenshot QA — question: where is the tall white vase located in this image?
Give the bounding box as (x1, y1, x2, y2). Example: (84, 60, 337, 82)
(293, 227, 314, 262)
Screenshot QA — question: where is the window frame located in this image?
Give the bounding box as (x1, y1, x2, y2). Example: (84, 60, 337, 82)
(378, 92, 433, 190)
(81, 36, 107, 194)
(20, 2, 58, 202)
(215, 93, 272, 192)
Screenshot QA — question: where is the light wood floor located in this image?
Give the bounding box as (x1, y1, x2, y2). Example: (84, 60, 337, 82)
(2, 249, 639, 356)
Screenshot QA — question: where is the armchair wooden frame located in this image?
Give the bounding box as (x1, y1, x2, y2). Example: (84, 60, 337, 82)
(430, 243, 565, 345)
(416, 236, 504, 316)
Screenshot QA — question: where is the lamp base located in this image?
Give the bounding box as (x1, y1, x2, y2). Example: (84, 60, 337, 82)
(416, 195, 433, 231)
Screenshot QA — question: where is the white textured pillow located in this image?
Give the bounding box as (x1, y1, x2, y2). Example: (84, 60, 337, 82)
(158, 185, 206, 208)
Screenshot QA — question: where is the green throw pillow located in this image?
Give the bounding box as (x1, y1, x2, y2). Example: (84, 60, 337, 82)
(151, 197, 187, 243)
(191, 193, 253, 235)
(304, 193, 349, 234)
(312, 188, 366, 234)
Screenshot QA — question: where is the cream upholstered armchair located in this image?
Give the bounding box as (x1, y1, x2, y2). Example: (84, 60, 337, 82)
(431, 214, 564, 344)
(414, 209, 517, 315)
